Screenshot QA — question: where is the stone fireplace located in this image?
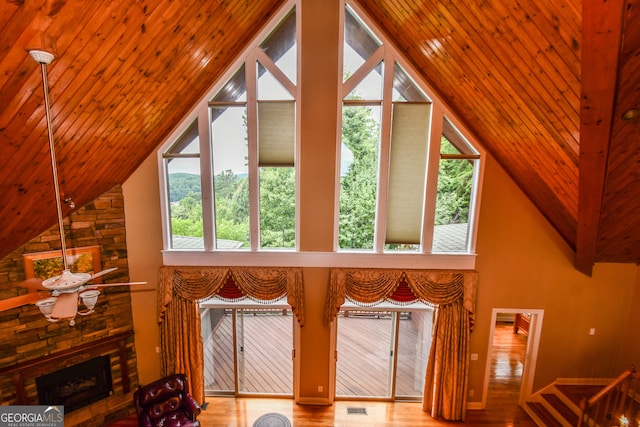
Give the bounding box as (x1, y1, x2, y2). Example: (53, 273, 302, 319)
(36, 355, 113, 413)
(0, 331, 136, 426)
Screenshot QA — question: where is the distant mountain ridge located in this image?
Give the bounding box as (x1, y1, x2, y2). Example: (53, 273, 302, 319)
(169, 172, 248, 203)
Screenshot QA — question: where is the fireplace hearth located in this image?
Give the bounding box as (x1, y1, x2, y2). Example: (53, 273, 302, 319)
(36, 355, 113, 413)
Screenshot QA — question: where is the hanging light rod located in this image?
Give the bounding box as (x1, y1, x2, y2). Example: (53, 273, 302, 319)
(29, 49, 70, 271)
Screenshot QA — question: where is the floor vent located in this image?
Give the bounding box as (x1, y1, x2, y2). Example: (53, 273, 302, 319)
(347, 407, 367, 415)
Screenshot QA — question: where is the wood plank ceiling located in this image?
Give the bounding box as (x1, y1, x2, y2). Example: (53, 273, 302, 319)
(0, 0, 638, 275)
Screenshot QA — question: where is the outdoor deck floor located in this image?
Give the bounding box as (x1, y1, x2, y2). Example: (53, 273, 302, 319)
(203, 309, 428, 398)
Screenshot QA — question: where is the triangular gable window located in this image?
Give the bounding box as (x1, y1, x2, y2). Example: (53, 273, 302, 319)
(159, 0, 483, 266)
(207, 6, 297, 250)
(337, 3, 480, 255)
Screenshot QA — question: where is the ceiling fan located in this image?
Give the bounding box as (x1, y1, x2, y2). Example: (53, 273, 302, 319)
(0, 50, 145, 326)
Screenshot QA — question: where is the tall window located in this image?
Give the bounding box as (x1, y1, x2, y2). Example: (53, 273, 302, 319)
(164, 8, 298, 251)
(210, 66, 250, 249)
(433, 118, 479, 252)
(210, 9, 297, 250)
(163, 120, 203, 249)
(338, 6, 433, 253)
(159, 0, 483, 265)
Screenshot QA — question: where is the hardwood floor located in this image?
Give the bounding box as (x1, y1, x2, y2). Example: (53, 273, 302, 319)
(197, 395, 538, 426)
(478, 320, 537, 426)
(110, 320, 536, 426)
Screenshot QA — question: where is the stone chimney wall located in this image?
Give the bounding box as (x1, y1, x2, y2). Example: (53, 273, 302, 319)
(0, 185, 138, 426)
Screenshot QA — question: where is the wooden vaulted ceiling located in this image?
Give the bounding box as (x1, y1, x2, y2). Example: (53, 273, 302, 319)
(0, 0, 638, 275)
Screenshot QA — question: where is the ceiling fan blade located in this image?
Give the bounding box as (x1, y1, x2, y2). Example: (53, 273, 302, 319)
(90, 267, 118, 281)
(0, 292, 48, 312)
(17, 277, 47, 292)
(88, 281, 148, 288)
(51, 292, 78, 319)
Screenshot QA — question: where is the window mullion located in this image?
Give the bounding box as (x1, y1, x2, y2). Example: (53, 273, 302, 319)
(161, 158, 172, 250)
(390, 312, 401, 398)
(440, 153, 481, 160)
(247, 52, 260, 251)
(422, 104, 443, 253)
(467, 159, 482, 254)
(343, 45, 384, 96)
(199, 106, 215, 251)
(375, 50, 394, 252)
(255, 49, 296, 97)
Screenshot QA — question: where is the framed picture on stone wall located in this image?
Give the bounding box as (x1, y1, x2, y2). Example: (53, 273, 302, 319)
(23, 245, 103, 283)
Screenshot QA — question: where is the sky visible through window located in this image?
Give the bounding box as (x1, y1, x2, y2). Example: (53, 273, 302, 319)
(170, 44, 383, 175)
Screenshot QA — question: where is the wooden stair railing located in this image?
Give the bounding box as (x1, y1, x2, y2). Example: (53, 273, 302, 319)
(578, 366, 639, 427)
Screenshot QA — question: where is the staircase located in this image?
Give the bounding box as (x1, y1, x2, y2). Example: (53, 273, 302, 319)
(524, 367, 640, 427)
(523, 381, 608, 426)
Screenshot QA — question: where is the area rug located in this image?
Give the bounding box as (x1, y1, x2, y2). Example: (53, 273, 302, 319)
(252, 412, 292, 427)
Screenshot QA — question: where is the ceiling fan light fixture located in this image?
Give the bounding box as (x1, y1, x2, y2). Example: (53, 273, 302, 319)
(43, 270, 93, 290)
(79, 290, 100, 313)
(35, 297, 58, 321)
(64, 196, 76, 209)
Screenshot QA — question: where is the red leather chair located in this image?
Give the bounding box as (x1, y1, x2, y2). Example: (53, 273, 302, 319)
(133, 374, 201, 427)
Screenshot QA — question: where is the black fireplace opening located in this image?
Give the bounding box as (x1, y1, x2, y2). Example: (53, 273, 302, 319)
(36, 355, 113, 413)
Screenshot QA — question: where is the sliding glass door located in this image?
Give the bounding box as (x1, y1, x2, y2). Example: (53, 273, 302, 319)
(395, 310, 432, 398)
(202, 305, 294, 396)
(202, 307, 234, 393)
(237, 308, 293, 394)
(335, 306, 432, 400)
(336, 311, 394, 397)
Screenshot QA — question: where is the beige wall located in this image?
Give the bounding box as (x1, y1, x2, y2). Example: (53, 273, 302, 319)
(298, 268, 332, 401)
(295, 0, 339, 402)
(621, 265, 640, 369)
(123, 155, 163, 384)
(470, 154, 638, 397)
(298, 0, 339, 252)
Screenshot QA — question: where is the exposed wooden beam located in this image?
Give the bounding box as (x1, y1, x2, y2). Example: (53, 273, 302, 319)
(576, 0, 625, 275)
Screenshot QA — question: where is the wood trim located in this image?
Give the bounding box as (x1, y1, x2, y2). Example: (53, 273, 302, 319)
(0, 330, 134, 404)
(576, 0, 625, 275)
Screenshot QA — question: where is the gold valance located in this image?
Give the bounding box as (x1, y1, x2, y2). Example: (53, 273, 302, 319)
(159, 265, 305, 326)
(324, 268, 477, 329)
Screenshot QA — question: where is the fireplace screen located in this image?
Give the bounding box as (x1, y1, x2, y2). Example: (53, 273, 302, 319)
(36, 355, 113, 413)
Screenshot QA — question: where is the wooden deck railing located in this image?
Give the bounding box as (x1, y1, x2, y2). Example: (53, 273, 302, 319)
(578, 366, 639, 427)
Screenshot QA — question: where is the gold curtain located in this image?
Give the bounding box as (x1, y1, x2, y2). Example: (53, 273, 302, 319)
(325, 268, 477, 421)
(423, 298, 469, 420)
(158, 266, 305, 404)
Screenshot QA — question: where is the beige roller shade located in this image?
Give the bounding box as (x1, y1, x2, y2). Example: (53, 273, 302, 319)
(258, 100, 295, 166)
(385, 102, 431, 244)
